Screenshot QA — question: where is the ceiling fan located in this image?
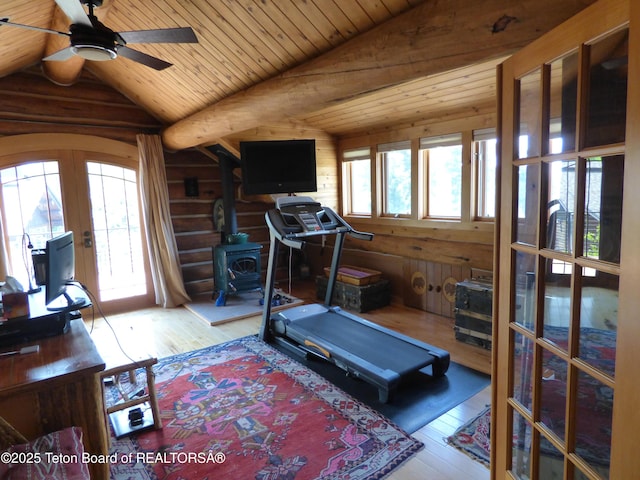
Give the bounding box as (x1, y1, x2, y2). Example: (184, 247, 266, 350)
(0, 0, 198, 70)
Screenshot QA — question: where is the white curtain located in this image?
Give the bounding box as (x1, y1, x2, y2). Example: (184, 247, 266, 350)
(137, 134, 191, 308)
(0, 213, 10, 280)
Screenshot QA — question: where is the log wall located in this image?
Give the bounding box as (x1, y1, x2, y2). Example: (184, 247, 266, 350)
(164, 148, 272, 298)
(0, 68, 328, 300)
(0, 67, 162, 144)
(0, 66, 495, 311)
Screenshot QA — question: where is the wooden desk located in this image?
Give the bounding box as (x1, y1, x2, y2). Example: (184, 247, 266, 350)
(0, 320, 109, 480)
(0, 287, 90, 347)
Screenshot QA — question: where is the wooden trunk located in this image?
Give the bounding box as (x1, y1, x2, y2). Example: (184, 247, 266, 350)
(454, 280, 493, 350)
(316, 276, 391, 312)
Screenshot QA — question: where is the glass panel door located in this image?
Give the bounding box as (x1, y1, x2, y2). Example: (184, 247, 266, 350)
(497, 6, 630, 478)
(0, 152, 152, 313)
(0, 161, 65, 291)
(87, 162, 147, 302)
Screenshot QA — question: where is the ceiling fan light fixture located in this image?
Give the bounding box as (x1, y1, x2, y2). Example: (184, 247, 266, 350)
(69, 21, 118, 61)
(1, 1, 197, 70)
(71, 44, 117, 61)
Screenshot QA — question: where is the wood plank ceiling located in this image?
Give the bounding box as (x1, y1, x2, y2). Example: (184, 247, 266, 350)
(88, 0, 425, 124)
(0, 0, 596, 148)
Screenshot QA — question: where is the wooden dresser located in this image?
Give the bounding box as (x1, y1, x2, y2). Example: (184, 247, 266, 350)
(0, 320, 108, 480)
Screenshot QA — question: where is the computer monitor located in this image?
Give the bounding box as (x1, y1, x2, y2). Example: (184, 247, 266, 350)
(44, 231, 85, 311)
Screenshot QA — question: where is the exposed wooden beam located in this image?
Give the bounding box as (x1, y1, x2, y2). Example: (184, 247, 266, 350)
(162, 0, 596, 151)
(41, 3, 84, 86)
(41, 0, 114, 86)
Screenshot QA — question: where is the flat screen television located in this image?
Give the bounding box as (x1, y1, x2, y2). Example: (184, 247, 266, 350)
(44, 231, 85, 311)
(240, 139, 317, 195)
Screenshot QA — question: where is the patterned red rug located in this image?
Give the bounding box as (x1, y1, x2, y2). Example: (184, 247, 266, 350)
(446, 326, 615, 470)
(446, 406, 491, 468)
(107, 335, 423, 479)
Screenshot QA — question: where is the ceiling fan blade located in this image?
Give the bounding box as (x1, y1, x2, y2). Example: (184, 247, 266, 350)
(43, 47, 76, 62)
(117, 45, 172, 70)
(119, 27, 198, 44)
(55, 0, 91, 26)
(0, 17, 69, 37)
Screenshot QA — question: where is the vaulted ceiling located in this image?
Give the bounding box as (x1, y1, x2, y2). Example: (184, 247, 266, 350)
(0, 0, 596, 150)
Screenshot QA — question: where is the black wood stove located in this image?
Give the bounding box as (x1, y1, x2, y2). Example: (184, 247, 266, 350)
(206, 144, 264, 306)
(213, 242, 262, 305)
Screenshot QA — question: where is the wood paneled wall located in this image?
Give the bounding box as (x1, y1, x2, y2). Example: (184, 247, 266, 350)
(0, 68, 341, 300)
(0, 66, 496, 309)
(167, 125, 339, 298)
(328, 113, 497, 312)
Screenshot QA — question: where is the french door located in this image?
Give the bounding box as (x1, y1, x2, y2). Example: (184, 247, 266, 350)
(494, 1, 640, 479)
(0, 136, 154, 313)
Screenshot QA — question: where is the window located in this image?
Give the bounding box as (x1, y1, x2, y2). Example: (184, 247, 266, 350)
(379, 141, 411, 216)
(87, 162, 147, 301)
(342, 147, 371, 215)
(518, 68, 542, 159)
(547, 159, 576, 275)
(549, 118, 565, 154)
(341, 130, 498, 225)
(0, 162, 64, 289)
(420, 134, 462, 218)
(473, 128, 497, 218)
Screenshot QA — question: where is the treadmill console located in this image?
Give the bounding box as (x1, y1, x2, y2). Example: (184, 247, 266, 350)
(274, 197, 339, 234)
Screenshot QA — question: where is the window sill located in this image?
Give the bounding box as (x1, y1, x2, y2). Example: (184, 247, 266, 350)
(344, 214, 494, 231)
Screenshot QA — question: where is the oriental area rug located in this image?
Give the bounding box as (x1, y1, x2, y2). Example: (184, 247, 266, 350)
(106, 335, 423, 480)
(447, 326, 615, 470)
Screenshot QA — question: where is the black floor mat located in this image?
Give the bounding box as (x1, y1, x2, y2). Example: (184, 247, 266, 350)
(272, 342, 490, 434)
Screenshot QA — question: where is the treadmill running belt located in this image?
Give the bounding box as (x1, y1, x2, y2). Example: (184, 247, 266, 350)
(287, 311, 436, 374)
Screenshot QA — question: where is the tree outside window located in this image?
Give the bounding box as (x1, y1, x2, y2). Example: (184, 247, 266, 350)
(343, 147, 371, 215)
(473, 128, 497, 219)
(421, 134, 462, 218)
(379, 141, 411, 216)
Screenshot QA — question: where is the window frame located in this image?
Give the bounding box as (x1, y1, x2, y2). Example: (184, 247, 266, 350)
(419, 133, 463, 220)
(339, 128, 496, 230)
(473, 128, 498, 220)
(342, 147, 372, 216)
(378, 141, 413, 218)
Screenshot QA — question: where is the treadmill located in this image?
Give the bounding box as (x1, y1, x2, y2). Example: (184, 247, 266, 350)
(259, 196, 450, 403)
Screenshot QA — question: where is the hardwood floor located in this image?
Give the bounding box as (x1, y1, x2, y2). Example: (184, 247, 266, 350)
(84, 284, 491, 480)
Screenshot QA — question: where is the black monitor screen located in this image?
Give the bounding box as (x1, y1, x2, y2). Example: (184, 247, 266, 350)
(240, 139, 317, 195)
(45, 231, 77, 311)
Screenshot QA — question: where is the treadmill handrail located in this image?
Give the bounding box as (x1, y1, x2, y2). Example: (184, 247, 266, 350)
(264, 211, 304, 249)
(283, 226, 349, 239)
(324, 206, 374, 242)
(261, 200, 373, 341)
(348, 229, 374, 241)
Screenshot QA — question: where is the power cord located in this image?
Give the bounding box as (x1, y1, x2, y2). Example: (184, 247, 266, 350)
(22, 232, 41, 294)
(70, 281, 193, 393)
(287, 246, 293, 296)
(69, 281, 147, 371)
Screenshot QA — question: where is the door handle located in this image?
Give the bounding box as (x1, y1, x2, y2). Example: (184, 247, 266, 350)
(83, 231, 93, 248)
